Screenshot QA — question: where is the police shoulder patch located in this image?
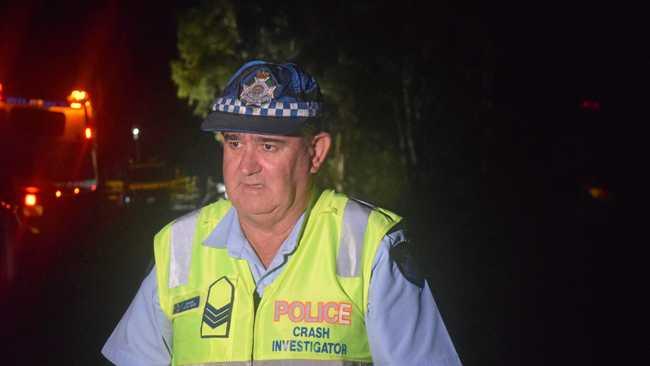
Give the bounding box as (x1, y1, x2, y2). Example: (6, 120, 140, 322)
(389, 228, 425, 289)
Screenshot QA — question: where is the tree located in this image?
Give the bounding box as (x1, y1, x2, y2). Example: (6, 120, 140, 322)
(171, 0, 242, 117)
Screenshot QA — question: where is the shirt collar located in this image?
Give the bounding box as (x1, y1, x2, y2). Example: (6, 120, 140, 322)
(202, 207, 306, 261)
(203, 207, 236, 249)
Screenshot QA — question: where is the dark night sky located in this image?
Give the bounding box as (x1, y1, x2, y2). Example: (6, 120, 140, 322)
(1, 2, 619, 114)
(1, 0, 622, 171)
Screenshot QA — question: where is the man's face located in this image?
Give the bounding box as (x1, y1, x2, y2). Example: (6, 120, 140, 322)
(221, 132, 314, 222)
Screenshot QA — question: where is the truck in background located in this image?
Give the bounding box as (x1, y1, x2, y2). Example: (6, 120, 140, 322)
(103, 162, 226, 212)
(1, 84, 99, 283)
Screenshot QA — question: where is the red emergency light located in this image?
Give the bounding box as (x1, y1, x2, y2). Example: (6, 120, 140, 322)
(69, 90, 88, 102)
(24, 193, 37, 206)
(23, 186, 39, 206)
(85, 127, 93, 139)
(68, 89, 89, 109)
(22, 187, 44, 217)
(580, 99, 600, 111)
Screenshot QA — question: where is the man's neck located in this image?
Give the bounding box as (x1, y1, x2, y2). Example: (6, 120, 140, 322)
(238, 191, 312, 268)
(239, 218, 297, 268)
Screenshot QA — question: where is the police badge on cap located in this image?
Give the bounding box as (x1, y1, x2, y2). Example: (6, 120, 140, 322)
(201, 60, 322, 136)
(240, 70, 277, 106)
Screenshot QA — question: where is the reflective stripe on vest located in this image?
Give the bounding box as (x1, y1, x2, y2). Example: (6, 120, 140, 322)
(186, 361, 372, 366)
(169, 209, 200, 288)
(336, 200, 371, 278)
(169, 199, 373, 286)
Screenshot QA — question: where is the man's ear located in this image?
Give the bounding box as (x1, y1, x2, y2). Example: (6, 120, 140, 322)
(309, 132, 332, 173)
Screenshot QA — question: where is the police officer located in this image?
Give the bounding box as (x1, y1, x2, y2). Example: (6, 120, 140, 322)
(102, 61, 461, 365)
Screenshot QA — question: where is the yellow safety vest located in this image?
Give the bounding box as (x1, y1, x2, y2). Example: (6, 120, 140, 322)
(154, 189, 401, 365)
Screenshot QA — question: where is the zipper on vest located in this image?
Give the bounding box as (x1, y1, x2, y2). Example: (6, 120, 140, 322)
(251, 289, 261, 364)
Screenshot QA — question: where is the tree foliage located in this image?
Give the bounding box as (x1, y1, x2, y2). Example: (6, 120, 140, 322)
(171, 0, 242, 116)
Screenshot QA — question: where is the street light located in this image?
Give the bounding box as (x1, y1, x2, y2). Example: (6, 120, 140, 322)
(132, 126, 141, 161)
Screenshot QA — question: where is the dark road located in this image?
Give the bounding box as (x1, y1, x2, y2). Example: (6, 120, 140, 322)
(1, 202, 180, 364)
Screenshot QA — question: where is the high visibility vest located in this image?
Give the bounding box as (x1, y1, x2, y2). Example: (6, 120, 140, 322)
(154, 189, 401, 366)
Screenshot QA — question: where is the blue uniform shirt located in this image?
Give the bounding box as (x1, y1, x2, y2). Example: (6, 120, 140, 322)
(102, 208, 461, 365)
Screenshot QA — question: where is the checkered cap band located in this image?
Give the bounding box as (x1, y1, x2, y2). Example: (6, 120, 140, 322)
(212, 98, 320, 118)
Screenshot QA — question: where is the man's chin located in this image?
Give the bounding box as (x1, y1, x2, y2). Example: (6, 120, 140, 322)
(233, 201, 276, 218)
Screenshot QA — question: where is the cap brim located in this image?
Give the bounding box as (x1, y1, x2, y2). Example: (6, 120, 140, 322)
(201, 111, 311, 136)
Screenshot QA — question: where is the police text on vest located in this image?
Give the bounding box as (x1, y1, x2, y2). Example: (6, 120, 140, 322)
(274, 300, 352, 325)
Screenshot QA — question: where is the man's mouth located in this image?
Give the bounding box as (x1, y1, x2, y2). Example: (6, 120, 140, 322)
(241, 183, 264, 189)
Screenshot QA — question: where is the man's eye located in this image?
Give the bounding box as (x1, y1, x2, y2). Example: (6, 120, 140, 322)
(228, 141, 241, 149)
(262, 143, 277, 152)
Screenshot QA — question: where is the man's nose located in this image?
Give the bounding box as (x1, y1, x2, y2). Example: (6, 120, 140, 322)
(239, 146, 261, 175)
